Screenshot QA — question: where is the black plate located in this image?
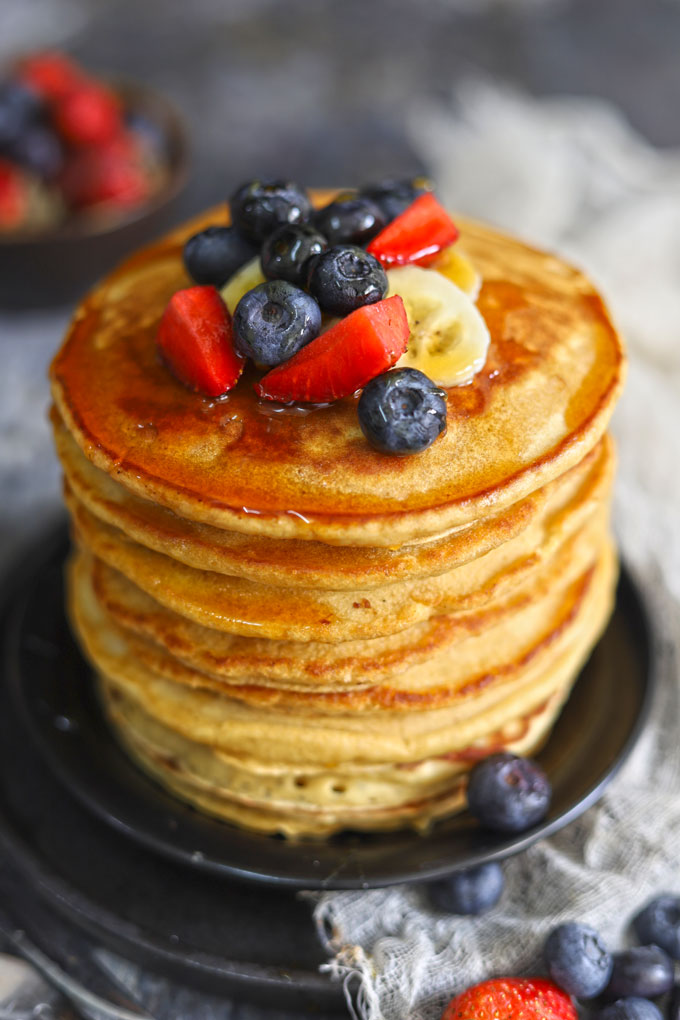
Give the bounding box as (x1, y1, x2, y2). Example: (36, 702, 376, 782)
(0, 535, 342, 1011)
(5, 523, 655, 891)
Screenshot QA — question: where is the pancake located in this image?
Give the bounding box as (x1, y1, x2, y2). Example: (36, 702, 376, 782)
(65, 454, 612, 643)
(77, 501, 608, 695)
(50, 203, 625, 546)
(71, 543, 616, 763)
(102, 683, 569, 837)
(53, 404, 611, 589)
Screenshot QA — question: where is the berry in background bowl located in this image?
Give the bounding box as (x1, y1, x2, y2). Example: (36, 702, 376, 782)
(0, 51, 188, 309)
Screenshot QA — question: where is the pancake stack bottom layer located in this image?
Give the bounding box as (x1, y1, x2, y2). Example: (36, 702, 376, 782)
(50, 207, 626, 838)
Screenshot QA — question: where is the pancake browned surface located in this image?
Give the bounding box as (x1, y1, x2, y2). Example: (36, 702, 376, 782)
(50, 198, 625, 837)
(51, 205, 624, 545)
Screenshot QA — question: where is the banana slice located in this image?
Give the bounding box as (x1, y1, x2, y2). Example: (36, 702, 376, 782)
(387, 265, 490, 387)
(430, 246, 482, 300)
(220, 256, 265, 314)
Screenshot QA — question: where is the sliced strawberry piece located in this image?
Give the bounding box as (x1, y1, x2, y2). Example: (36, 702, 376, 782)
(366, 192, 459, 267)
(53, 83, 122, 146)
(0, 160, 28, 231)
(256, 295, 409, 403)
(59, 137, 150, 210)
(18, 52, 84, 102)
(442, 978, 576, 1020)
(157, 287, 245, 398)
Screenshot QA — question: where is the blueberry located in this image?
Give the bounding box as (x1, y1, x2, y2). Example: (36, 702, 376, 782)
(125, 110, 167, 157)
(598, 998, 664, 1020)
(632, 896, 680, 959)
(427, 862, 504, 915)
(358, 368, 447, 455)
(230, 179, 311, 244)
(604, 946, 674, 1000)
(0, 79, 42, 149)
(360, 176, 433, 222)
(10, 126, 63, 179)
(466, 753, 551, 833)
(232, 280, 321, 367)
(544, 922, 612, 999)
(183, 227, 259, 287)
(314, 193, 386, 245)
(309, 245, 387, 316)
(261, 224, 328, 287)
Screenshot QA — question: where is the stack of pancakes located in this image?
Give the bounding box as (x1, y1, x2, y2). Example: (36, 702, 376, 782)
(49, 206, 625, 838)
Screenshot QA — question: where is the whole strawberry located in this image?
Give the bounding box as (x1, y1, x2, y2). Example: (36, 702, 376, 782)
(442, 977, 576, 1020)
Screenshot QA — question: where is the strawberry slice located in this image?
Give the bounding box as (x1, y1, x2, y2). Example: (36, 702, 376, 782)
(256, 295, 409, 403)
(18, 52, 84, 102)
(157, 286, 245, 398)
(442, 978, 576, 1020)
(60, 139, 150, 210)
(54, 83, 122, 146)
(366, 192, 459, 267)
(0, 160, 28, 231)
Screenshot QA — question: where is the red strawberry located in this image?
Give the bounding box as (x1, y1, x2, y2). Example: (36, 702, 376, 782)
(53, 83, 122, 146)
(442, 978, 576, 1020)
(18, 52, 84, 102)
(366, 192, 459, 268)
(0, 160, 28, 230)
(59, 139, 150, 210)
(256, 295, 410, 403)
(157, 286, 245, 397)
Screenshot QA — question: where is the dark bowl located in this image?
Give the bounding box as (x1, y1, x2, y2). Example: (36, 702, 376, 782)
(0, 80, 189, 310)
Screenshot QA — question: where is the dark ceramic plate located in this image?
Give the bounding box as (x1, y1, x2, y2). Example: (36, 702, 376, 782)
(0, 81, 188, 310)
(0, 617, 340, 1010)
(5, 523, 655, 891)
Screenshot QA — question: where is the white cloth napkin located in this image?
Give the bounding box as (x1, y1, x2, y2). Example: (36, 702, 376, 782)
(313, 79, 680, 1020)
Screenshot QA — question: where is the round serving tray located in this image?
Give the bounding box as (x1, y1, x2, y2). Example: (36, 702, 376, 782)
(3, 522, 656, 891)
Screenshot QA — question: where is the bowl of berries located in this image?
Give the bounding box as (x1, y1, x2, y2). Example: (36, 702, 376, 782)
(0, 51, 188, 309)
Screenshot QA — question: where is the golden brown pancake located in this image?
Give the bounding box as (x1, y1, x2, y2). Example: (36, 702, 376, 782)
(54, 404, 611, 588)
(65, 469, 611, 644)
(70, 544, 616, 763)
(77, 499, 608, 695)
(50, 204, 625, 546)
(102, 683, 569, 837)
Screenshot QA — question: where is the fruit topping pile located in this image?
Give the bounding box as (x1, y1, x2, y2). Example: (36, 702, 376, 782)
(0, 51, 168, 233)
(159, 177, 491, 454)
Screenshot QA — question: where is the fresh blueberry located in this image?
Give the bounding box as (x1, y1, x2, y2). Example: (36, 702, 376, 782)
(10, 126, 63, 179)
(309, 244, 387, 316)
(260, 223, 328, 287)
(0, 79, 42, 149)
(125, 109, 167, 158)
(632, 896, 680, 959)
(360, 176, 433, 221)
(358, 368, 447, 455)
(313, 193, 386, 245)
(183, 226, 259, 287)
(604, 946, 674, 1001)
(598, 998, 664, 1020)
(232, 280, 321, 368)
(544, 922, 612, 999)
(466, 753, 551, 833)
(230, 179, 311, 243)
(427, 862, 504, 915)
(669, 983, 680, 1020)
